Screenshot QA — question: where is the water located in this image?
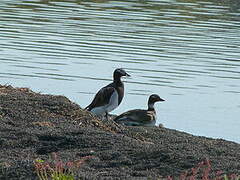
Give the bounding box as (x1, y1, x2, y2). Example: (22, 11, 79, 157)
(0, 0, 240, 143)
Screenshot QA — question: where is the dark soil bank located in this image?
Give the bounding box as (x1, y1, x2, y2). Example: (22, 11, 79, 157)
(0, 85, 239, 180)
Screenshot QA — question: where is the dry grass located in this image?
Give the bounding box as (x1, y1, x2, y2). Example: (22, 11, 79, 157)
(32, 121, 55, 127)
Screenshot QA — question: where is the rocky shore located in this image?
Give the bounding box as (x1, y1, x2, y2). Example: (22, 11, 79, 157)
(0, 84, 239, 180)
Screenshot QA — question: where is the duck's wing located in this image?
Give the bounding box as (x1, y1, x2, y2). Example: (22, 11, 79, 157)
(85, 86, 115, 111)
(114, 109, 155, 125)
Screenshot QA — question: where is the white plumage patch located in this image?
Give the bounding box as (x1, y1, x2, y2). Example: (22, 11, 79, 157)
(90, 90, 118, 116)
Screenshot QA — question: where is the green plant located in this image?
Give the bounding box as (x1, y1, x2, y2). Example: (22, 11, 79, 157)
(34, 152, 93, 180)
(223, 174, 240, 180)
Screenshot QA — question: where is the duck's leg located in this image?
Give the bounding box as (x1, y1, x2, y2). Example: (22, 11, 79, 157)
(105, 112, 109, 121)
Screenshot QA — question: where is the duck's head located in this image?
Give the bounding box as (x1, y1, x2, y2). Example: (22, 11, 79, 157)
(148, 94, 165, 110)
(149, 94, 165, 103)
(113, 68, 130, 80)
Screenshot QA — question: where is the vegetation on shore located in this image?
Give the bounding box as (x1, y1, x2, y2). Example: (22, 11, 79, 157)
(34, 153, 240, 180)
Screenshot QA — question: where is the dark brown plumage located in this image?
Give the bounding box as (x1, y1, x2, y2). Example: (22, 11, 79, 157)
(114, 94, 165, 126)
(85, 68, 130, 118)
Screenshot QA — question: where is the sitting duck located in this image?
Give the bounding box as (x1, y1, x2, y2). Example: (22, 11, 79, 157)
(114, 94, 165, 126)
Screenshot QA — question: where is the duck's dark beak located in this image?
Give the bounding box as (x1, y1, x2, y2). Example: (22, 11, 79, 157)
(158, 97, 165, 102)
(125, 72, 130, 77)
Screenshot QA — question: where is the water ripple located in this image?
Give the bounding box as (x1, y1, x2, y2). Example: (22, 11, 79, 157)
(1, 0, 240, 142)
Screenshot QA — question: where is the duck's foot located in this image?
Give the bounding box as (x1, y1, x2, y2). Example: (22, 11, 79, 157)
(105, 112, 109, 121)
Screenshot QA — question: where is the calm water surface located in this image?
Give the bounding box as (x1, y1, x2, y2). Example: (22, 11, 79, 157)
(0, 0, 240, 143)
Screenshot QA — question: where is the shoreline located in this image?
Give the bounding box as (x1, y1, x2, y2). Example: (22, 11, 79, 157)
(0, 84, 239, 179)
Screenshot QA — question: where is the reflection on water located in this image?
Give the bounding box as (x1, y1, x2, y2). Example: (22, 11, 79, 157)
(0, 0, 240, 143)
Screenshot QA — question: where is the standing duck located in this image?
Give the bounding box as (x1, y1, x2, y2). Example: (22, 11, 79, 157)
(85, 68, 130, 119)
(114, 94, 165, 126)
